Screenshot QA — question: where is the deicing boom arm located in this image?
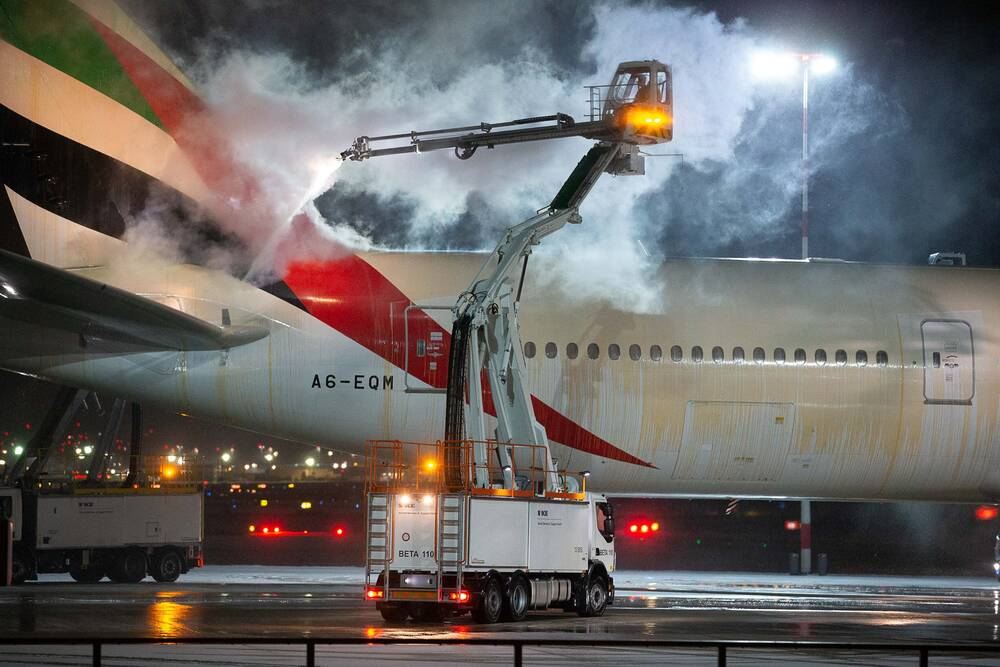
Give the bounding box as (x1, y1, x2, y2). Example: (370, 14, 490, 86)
(341, 114, 611, 161)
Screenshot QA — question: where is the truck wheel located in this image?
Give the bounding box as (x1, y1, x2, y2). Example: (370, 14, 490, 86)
(502, 573, 530, 622)
(109, 549, 147, 584)
(578, 574, 609, 617)
(472, 576, 504, 624)
(11, 550, 30, 585)
(69, 562, 105, 583)
(408, 603, 444, 623)
(377, 603, 409, 622)
(150, 551, 182, 583)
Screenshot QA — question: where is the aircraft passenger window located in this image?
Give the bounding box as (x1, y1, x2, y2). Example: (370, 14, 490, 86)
(524, 342, 536, 359)
(835, 349, 847, 365)
(753, 347, 765, 364)
(650, 345, 663, 361)
(670, 345, 683, 362)
(794, 348, 807, 364)
(588, 343, 600, 360)
(815, 349, 827, 365)
(692, 346, 704, 363)
(774, 348, 786, 364)
(629, 344, 641, 361)
(876, 350, 888, 367)
(608, 344, 621, 360)
(712, 346, 724, 363)
(856, 350, 868, 366)
(545, 342, 557, 359)
(733, 346, 745, 362)
(567, 343, 579, 359)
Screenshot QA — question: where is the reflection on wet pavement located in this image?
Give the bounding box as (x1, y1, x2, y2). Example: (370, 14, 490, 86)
(2, 570, 1000, 664)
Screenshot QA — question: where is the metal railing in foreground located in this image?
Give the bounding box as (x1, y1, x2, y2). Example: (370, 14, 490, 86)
(1, 636, 999, 667)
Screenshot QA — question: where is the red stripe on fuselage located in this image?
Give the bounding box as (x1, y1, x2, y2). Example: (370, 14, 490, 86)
(283, 258, 653, 468)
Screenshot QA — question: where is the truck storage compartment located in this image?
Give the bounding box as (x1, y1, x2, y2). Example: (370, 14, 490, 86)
(36, 492, 203, 549)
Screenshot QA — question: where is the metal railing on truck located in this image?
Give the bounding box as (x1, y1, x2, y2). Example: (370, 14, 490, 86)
(364, 439, 589, 605)
(0, 636, 996, 667)
(365, 439, 587, 498)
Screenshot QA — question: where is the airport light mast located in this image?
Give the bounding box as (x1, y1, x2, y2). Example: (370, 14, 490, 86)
(342, 60, 673, 492)
(751, 51, 837, 260)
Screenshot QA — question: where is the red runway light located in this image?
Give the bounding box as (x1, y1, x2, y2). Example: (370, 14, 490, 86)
(785, 520, 801, 531)
(640, 524, 649, 534)
(651, 522, 660, 531)
(629, 524, 638, 533)
(976, 505, 998, 521)
(334, 527, 345, 537)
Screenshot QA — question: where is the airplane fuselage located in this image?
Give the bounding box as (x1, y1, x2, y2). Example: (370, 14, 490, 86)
(3, 240, 999, 502)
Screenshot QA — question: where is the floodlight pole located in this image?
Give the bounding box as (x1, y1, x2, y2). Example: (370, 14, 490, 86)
(800, 61, 810, 260)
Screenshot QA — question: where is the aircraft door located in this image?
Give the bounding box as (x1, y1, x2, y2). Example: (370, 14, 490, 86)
(403, 304, 451, 394)
(921, 319, 974, 404)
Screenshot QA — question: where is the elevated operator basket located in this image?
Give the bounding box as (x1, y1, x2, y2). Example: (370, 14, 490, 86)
(588, 59, 673, 144)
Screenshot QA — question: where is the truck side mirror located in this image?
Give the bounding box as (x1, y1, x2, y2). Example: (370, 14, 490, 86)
(604, 517, 615, 537)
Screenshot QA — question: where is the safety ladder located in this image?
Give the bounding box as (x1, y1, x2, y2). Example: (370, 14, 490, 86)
(366, 493, 391, 594)
(436, 494, 466, 598)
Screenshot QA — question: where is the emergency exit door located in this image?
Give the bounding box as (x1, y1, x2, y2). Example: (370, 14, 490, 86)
(921, 319, 974, 405)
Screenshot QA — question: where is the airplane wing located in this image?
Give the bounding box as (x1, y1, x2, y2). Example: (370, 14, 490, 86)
(0, 249, 268, 351)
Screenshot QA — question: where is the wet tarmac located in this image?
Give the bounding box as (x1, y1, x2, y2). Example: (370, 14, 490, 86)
(2, 568, 1000, 665)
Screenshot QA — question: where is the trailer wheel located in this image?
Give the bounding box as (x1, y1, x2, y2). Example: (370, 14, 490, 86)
(578, 573, 609, 617)
(472, 575, 504, 624)
(150, 550, 182, 583)
(502, 573, 530, 622)
(109, 549, 147, 584)
(69, 562, 105, 583)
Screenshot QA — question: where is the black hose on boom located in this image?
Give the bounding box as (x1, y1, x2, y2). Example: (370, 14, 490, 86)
(444, 313, 472, 490)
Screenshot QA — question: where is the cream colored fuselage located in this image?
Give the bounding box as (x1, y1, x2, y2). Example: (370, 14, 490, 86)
(3, 241, 999, 502)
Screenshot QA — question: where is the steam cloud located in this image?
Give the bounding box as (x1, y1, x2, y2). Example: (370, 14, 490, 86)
(120, 0, 993, 309)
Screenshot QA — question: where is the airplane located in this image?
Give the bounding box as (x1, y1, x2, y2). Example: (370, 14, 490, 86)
(2, 0, 1000, 504)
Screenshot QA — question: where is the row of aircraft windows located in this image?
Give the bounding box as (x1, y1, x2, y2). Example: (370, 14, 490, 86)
(523, 342, 890, 367)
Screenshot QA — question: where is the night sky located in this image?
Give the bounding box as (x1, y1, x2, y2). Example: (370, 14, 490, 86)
(3, 1, 1000, 470)
(118, 0, 1000, 264)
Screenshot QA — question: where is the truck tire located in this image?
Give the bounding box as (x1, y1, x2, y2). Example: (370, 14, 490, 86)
(109, 549, 147, 584)
(502, 573, 530, 622)
(150, 550, 182, 583)
(578, 573, 609, 617)
(409, 603, 444, 623)
(11, 549, 30, 585)
(377, 602, 409, 622)
(472, 575, 504, 624)
(69, 562, 105, 583)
